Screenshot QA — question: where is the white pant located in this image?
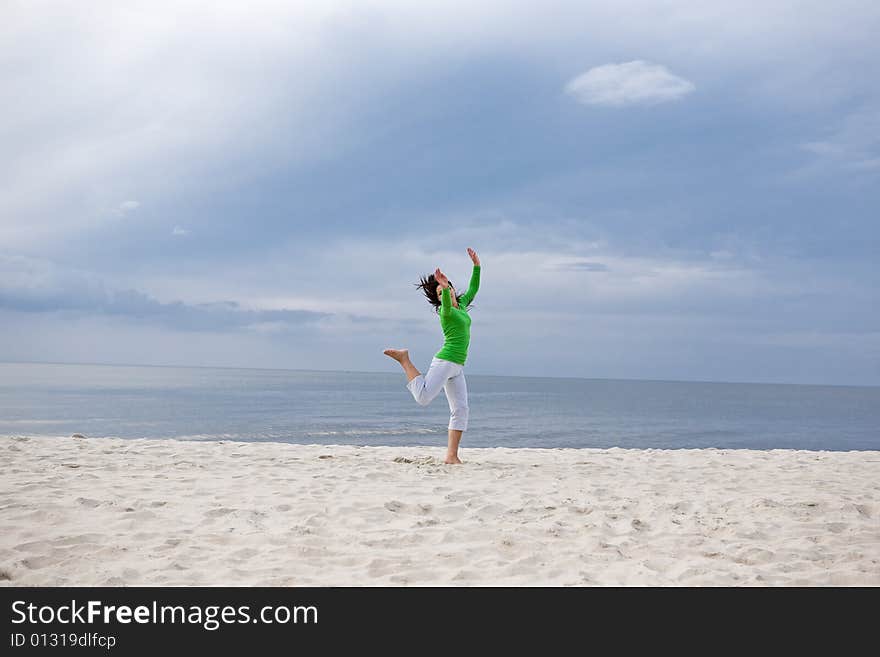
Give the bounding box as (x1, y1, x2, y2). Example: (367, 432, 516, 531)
(406, 357, 469, 431)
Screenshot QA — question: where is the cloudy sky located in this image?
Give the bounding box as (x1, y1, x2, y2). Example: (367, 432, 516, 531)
(2, 0, 878, 385)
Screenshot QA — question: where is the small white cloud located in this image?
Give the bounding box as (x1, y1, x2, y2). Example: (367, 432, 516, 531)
(171, 226, 191, 236)
(111, 200, 140, 217)
(801, 141, 843, 157)
(798, 110, 880, 175)
(565, 60, 695, 107)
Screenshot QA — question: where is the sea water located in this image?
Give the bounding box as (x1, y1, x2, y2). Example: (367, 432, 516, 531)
(0, 362, 877, 450)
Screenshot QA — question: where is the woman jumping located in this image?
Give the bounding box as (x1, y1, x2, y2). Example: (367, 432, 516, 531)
(384, 247, 481, 464)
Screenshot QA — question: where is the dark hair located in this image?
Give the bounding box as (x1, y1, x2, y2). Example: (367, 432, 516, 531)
(415, 273, 469, 313)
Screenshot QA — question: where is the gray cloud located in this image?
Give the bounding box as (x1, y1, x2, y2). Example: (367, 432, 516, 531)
(549, 260, 610, 272)
(0, 254, 328, 332)
(4, 1, 878, 251)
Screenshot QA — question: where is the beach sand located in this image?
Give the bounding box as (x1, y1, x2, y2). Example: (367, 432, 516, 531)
(1, 435, 878, 586)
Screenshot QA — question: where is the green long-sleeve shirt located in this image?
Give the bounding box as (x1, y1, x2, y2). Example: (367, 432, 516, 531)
(435, 265, 480, 365)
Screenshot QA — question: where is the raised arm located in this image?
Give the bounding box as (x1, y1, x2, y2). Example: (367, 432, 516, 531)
(435, 267, 453, 315)
(458, 248, 481, 307)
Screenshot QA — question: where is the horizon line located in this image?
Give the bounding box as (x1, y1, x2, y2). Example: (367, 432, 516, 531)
(1, 359, 877, 390)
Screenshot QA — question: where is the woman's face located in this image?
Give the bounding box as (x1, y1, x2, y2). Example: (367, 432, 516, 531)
(436, 284, 458, 308)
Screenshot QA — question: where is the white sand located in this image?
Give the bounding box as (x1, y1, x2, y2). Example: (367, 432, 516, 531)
(1, 435, 878, 586)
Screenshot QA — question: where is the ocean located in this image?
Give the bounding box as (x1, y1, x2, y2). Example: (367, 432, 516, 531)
(0, 362, 877, 450)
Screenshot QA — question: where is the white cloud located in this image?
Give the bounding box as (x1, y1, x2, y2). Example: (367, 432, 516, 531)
(171, 226, 191, 236)
(798, 108, 880, 176)
(565, 60, 695, 107)
(134, 220, 776, 323)
(113, 200, 140, 217)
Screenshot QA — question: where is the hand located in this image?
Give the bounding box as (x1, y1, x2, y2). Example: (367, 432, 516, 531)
(434, 268, 450, 288)
(467, 247, 480, 266)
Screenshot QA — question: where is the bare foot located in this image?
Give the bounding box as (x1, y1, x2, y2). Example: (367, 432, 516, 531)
(444, 456, 463, 465)
(383, 348, 410, 363)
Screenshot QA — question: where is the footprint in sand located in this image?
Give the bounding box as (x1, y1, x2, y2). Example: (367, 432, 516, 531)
(568, 506, 593, 515)
(21, 555, 57, 570)
(734, 548, 776, 565)
(230, 548, 260, 560)
(155, 539, 182, 552)
(384, 500, 433, 515)
(393, 456, 440, 466)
